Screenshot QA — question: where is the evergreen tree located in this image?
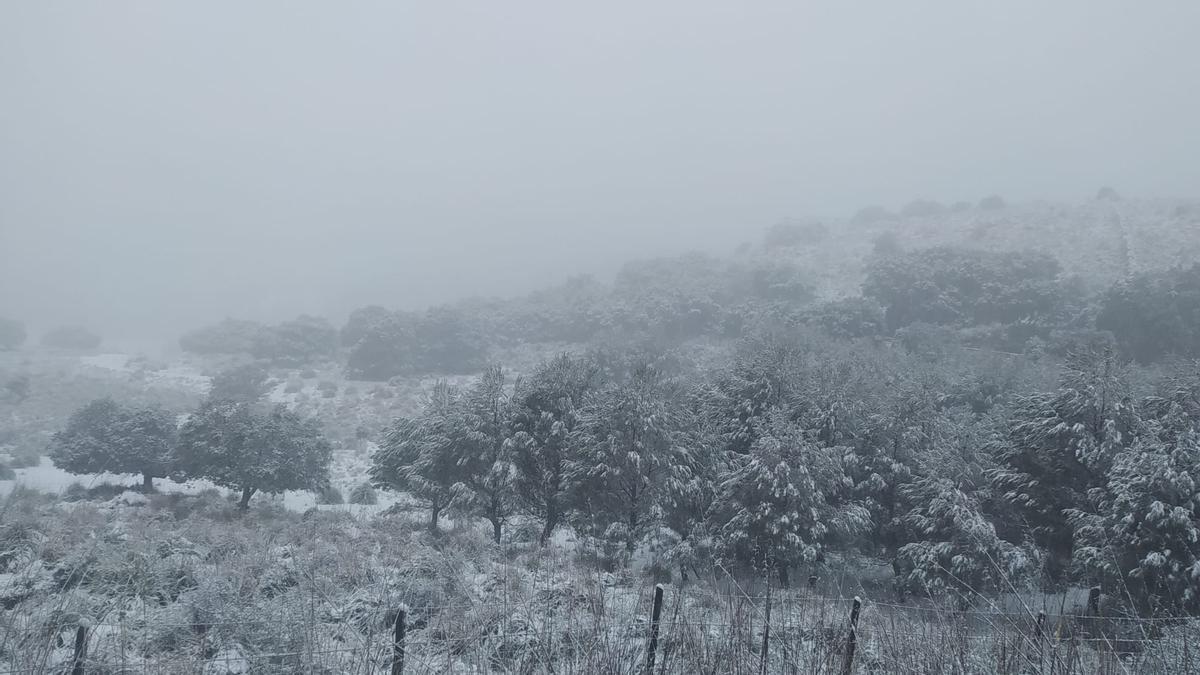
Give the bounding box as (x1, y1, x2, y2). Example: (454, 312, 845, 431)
(568, 363, 691, 552)
(717, 411, 867, 586)
(452, 367, 519, 543)
(990, 347, 1138, 581)
(49, 398, 176, 490)
(509, 354, 599, 545)
(1069, 406, 1200, 615)
(176, 401, 331, 508)
(370, 382, 462, 532)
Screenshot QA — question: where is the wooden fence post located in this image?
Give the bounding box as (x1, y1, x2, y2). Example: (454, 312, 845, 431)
(71, 623, 89, 675)
(840, 596, 862, 675)
(759, 586, 772, 675)
(645, 585, 664, 675)
(391, 605, 407, 675)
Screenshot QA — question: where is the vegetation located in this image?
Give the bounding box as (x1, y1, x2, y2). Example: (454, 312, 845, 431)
(47, 398, 176, 489)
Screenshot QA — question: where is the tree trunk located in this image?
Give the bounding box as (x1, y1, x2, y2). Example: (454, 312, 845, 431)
(779, 564, 791, 589)
(429, 505, 440, 534)
(539, 514, 556, 547)
(238, 486, 256, 509)
(491, 519, 502, 545)
(142, 473, 155, 492)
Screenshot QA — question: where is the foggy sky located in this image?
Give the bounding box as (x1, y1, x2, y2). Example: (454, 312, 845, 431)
(3, 1, 1199, 345)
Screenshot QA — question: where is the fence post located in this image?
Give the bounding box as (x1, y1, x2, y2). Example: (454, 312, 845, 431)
(391, 604, 407, 675)
(840, 596, 862, 675)
(759, 585, 772, 675)
(1087, 586, 1101, 616)
(71, 623, 89, 675)
(645, 584, 664, 675)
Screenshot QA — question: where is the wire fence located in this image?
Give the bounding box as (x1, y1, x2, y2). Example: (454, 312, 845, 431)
(3, 585, 1196, 674)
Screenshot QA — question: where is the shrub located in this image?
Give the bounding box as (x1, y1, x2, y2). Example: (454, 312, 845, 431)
(250, 315, 338, 366)
(179, 318, 265, 355)
(40, 326, 101, 350)
(208, 362, 271, 403)
(316, 381, 337, 398)
(348, 482, 377, 505)
(316, 484, 344, 505)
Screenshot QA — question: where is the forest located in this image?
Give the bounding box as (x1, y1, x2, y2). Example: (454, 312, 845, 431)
(3, 198, 1200, 672)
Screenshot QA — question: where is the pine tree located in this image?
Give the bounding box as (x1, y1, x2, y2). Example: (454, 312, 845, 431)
(895, 478, 1037, 605)
(717, 411, 867, 586)
(568, 363, 691, 552)
(370, 382, 462, 532)
(452, 367, 519, 543)
(1069, 405, 1200, 615)
(509, 354, 599, 545)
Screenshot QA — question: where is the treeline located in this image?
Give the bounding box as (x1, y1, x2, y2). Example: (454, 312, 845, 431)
(367, 334, 1200, 617)
(48, 384, 332, 509)
(178, 243, 1200, 379)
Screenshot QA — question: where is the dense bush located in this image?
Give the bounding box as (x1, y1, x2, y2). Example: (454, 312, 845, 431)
(207, 362, 271, 403)
(863, 246, 1066, 330)
(1096, 265, 1200, 363)
(179, 318, 266, 355)
(40, 325, 101, 350)
(250, 315, 338, 365)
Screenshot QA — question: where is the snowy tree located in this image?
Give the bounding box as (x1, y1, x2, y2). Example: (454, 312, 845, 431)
(509, 354, 600, 545)
(451, 367, 519, 543)
(717, 411, 867, 586)
(176, 401, 332, 508)
(990, 346, 1137, 581)
(208, 362, 271, 403)
(568, 363, 691, 552)
(1069, 406, 1200, 615)
(894, 478, 1037, 605)
(49, 398, 176, 490)
(370, 382, 462, 532)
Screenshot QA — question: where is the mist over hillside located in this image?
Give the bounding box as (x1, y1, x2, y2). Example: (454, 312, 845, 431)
(5, 1, 1200, 672)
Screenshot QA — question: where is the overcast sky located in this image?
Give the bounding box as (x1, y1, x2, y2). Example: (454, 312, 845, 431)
(2, 1, 1198, 343)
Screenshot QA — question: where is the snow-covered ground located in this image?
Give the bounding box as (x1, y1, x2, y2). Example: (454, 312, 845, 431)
(0, 456, 396, 515)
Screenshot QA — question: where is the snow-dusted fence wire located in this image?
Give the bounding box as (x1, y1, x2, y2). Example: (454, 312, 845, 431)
(2, 587, 1197, 674)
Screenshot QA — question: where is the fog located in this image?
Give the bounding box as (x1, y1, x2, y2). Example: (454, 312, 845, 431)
(2, 1, 1198, 344)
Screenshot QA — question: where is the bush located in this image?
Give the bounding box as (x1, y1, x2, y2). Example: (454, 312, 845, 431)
(863, 246, 1065, 330)
(316, 484, 344, 505)
(1096, 186, 1120, 201)
(179, 318, 265, 355)
(0, 317, 26, 351)
(40, 326, 101, 350)
(1096, 265, 1200, 363)
(348, 482, 377, 505)
(250, 316, 338, 366)
(208, 363, 271, 403)
(316, 381, 337, 398)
